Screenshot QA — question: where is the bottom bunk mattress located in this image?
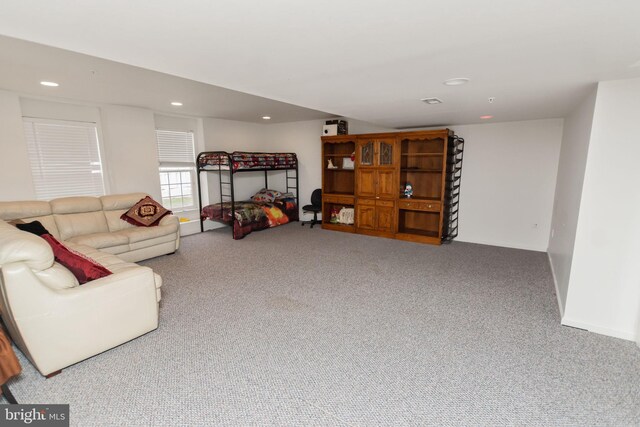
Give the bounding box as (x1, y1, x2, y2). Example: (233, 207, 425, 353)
(201, 197, 298, 239)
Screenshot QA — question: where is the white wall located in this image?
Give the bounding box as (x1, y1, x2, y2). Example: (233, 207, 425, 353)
(99, 105, 161, 200)
(562, 77, 640, 340)
(21, 98, 101, 123)
(547, 89, 598, 315)
(264, 118, 392, 221)
(201, 117, 268, 203)
(441, 120, 563, 251)
(0, 91, 34, 201)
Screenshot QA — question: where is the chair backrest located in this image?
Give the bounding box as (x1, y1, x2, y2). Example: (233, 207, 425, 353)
(310, 189, 322, 207)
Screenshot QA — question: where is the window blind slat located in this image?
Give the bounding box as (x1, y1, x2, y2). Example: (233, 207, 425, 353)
(24, 120, 106, 201)
(156, 130, 195, 164)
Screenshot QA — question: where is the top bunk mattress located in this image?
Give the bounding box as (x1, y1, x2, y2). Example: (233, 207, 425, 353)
(198, 151, 297, 172)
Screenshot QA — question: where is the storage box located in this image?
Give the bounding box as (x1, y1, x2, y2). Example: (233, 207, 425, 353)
(323, 124, 338, 136)
(322, 120, 348, 136)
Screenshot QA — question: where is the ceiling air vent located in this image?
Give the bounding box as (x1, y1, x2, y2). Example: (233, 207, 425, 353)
(420, 97, 443, 105)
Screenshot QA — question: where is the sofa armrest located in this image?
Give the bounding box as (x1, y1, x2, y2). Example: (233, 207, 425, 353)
(159, 214, 180, 250)
(0, 261, 159, 375)
(159, 214, 179, 227)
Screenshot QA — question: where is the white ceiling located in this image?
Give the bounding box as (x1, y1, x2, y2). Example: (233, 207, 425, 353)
(0, 0, 639, 128)
(0, 36, 335, 124)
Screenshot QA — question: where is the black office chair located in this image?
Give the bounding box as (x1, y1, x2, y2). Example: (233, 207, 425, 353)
(301, 189, 322, 228)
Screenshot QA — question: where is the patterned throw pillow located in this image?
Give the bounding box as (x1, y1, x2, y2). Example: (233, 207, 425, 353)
(121, 196, 171, 227)
(41, 234, 112, 284)
(251, 189, 283, 203)
(16, 220, 111, 284)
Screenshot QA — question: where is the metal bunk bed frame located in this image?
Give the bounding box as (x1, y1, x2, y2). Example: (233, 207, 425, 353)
(196, 151, 299, 235)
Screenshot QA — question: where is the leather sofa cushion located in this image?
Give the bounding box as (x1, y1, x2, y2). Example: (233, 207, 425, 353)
(67, 232, 129, 249)
(0, 201, 51, 220)
(100, 193, 148, 211)
(0, 201, 62, 239)
(55, 211, 109, 241)
(104, 210, 135, 232)
(118, 222, 178, 244)
(129, 233, 178, 251)
(50, 197, 103, 214)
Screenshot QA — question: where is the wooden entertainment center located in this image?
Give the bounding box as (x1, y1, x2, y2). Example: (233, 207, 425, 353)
(321, 129, 464, 245)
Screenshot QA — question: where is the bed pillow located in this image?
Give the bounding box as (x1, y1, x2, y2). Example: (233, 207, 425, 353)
(121, 196, 171, 227)
(251, 189, 282, 203)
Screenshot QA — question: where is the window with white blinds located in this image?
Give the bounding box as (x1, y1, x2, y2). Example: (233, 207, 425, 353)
(156, 129, 196, 211)
(23, 118, 106, 201)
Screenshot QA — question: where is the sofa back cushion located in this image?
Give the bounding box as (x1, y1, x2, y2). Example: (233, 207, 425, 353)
(0, 201, 61, 239)
(0, 220, 54, 271)
(101, 193, 148, 232)
(51, 197, 109, 241)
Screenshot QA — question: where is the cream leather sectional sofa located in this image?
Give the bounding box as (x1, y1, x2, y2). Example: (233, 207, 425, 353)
(0, 192, 180, 263)
(0, 193, 179, 376)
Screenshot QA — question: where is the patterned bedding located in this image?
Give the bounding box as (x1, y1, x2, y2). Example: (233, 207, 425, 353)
(198, 152, 297, 172)
(201, 197, 298, 239)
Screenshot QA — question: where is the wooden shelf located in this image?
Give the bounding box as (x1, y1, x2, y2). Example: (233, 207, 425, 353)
(401, 153, 443, 157)
(324, 191, 354, 197)
(401, 168, 442, 172)
(397, 228, 438, 238)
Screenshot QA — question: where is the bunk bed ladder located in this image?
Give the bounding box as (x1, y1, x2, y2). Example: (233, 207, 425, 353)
(285, 167, 300, 210)
(442, 135, 464, 243)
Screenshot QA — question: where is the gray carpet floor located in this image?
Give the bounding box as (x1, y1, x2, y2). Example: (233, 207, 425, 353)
(3, 224, 640, 426)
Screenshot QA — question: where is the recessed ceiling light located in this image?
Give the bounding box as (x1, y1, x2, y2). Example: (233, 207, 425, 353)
(40, 81, 59, 87)
(480, 115, 493, 119)
(443, 78, 470, 86)
(171, 102, 183, 106)
(262, 116, 271, 120)
(420, 97, 443, 105)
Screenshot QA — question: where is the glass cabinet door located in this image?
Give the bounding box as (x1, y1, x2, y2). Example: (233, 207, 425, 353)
(359, 141, 374, 166)
(379, 141, 394, 166)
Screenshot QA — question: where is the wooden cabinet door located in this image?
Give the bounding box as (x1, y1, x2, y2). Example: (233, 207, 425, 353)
(357, 140, 375, 167)
(377, 138, 396, 167)
(377, 169, 396, 199)
(376, 205, 395, 233)
(356, 202, 376, 230)
(356, 169, 376, 198)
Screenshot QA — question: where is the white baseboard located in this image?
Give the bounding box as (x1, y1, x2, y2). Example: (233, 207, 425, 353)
(561, 317, 637, 341)
(546, 252, 565, 318)
(179, 220, 201, 236)
(455, 236, 546, 252)
(179, 219, 227, 236)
